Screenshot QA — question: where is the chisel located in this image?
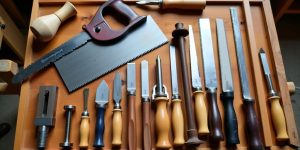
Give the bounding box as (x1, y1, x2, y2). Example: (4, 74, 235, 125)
(169, 45, 185, 145)
(136, 0, 206, 10)
(152, 56, 171, 148)
(216, 19, 239, 145)
(188, 25, 209, 135)
(141, 60, 152, 150)
(230, 7, 264, 150)
(94, 81, 109, 148)
(259, 48, 288, 141)
(127, 63, 137, 150)
(79, 88, 90, 148)
(199, 18, 224, 143)
(112, 73, 123, 146)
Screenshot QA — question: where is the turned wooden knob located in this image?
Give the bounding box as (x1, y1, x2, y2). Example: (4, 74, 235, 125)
(287, 82, 295, 95)
(30, 1, 77, 42)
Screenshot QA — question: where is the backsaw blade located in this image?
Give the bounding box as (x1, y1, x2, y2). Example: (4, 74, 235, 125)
(54, 16, 168, 92)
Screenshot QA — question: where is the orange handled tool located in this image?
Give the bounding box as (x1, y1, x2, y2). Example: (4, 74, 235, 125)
(79, 88, 90, 148)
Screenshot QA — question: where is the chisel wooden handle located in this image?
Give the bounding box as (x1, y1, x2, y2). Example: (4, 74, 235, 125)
(162, 0, 206, 9)
(220, 92, 239, 145)
(172, 99, 185, 145)
(143, 101, 151, 150)
(93, 107, 105, 148)
(155, 97, 171, 148)
(79, 116, 90, 148)
(112, 109, 122, 146)
(269, 96, 288, 141)
(243, 100, 264, 150)
(206, 88, 224, 143)
(128, 94, 136, 150)
(193, 90, 209, 135)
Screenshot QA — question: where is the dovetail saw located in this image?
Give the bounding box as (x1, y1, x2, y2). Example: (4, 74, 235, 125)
(12, 0, 168, 92)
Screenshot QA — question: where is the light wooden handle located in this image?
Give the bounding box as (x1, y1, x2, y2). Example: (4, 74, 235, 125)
(162, 0, 206, 9)
(287, 82, 295, 95)
(269, 96, 289, 141)
(172, 99, 185, 145)
(112, 109, 122, 146)
(143, 102, 151, 150)
(79, 116, 90, 148)
(155, 97, 171, 148)
(54, 1, 77, 22)
(30, 1, 77, 42)
(194, 91, 209, 135)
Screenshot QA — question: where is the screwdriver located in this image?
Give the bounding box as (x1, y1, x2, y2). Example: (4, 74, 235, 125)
(136, 0, 206, 10)
(79, 88, 90, 148)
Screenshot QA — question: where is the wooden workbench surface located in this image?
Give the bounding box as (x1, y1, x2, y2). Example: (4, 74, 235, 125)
(14, 0, 299, 149)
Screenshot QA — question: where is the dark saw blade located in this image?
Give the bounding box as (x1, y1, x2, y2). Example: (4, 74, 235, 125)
(12, 32, 91, 83)
(54, 16, 168, 92)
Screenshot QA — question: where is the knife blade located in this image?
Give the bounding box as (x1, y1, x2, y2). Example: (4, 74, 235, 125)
(216, 18, 239, 145)
(259, 48, 288, 141)
(94, 80, 109, 148)
(12, 0, 146, 84)
(230, 7, 264, 150)
(127, 63, 136, 150)
(141, 60, 151, 150)
(112, 72, 122, 146)
(199, 18, 223, 143)
(169, 45, 185, 145)
(188, 25, 209, 135)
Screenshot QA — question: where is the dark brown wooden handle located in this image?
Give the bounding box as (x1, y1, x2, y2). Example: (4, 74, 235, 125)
(128, 94, 136, 150)
(143, 101, 151, 150)
(243, 100, 264, 150)
(206, 88, 224, 143)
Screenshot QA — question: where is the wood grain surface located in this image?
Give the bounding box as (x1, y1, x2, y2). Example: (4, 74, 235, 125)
(14, 0, 299, 149)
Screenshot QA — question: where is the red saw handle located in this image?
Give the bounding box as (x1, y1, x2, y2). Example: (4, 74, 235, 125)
(83, 0, 146, 42)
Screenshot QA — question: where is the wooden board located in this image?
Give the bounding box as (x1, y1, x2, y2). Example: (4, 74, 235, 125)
(14, 0, 299, 149)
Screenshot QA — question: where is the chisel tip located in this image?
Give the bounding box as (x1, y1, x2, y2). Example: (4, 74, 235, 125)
(259, 48, 265, 53)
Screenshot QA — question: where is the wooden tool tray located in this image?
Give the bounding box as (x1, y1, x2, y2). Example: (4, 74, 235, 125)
(14, 0, 299, 149)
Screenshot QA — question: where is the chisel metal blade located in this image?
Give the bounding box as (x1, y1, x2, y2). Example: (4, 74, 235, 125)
(169, 45, 180, 97)
(113, 72, 122, 107)
(141, 60, 149, 100)
(95, 80, 109, 106)
(188, 25, 202, 91)
(12, 32, 91, 84)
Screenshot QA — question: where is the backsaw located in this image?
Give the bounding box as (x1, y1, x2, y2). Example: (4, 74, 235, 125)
(12, 0, 168, 92)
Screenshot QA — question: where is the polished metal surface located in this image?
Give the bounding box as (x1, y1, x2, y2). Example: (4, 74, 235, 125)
(127, 63, 136, 95)
(216, 19, 234, 92)
(169, 45, 180, 98)
(113, 72, 122, 108)
(230, 8, 252, 100)
(189, 25, 202, 91)
(95, 81, 109, 107)
(199, 19, 217, 89)
(141, 60, 149, 99)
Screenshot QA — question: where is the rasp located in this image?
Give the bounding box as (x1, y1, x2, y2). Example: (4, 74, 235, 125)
(127, 63, 136, 150)
(216, 19, 239, 145)
(55, 15, 167, 92)
(188, 25, 209, 135)
(230, 7, 264, 150)
(199, 18, 223, 143)
(94, 81, 109, 148)
(169, 45, 184, 145)
(112, 72, 122, 146)
(259, 48, 288, 141)
(141, 60, 151, 150)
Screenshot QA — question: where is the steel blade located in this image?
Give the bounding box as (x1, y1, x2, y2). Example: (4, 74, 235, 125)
(169, 45, 179, 96)
(12, 32, 91, 84)
(113, 72, 122, 104)
(54, 16, 168, 92)
(230, 8, 252, 100)
(141, 60, 149, 98)
(259, 49, 270, 75)
(199, 19, 217, 88)
(127, 63, 136, 93)
(216, 19, 234, 92)
(95, 80, 109, 106)
(188, 25, 202, 90)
